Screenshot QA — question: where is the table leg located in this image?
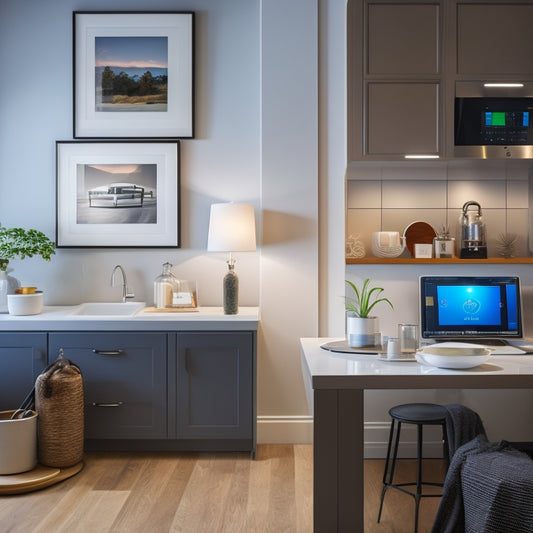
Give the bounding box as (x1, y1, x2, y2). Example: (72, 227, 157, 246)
(314, 388, 364, 532)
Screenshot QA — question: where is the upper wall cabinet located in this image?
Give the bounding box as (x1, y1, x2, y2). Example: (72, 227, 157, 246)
(349, 0, 443, 162)
(457, 3, 533, 76)
(367, 3, 440, 75)
(348, 1, 533, 164)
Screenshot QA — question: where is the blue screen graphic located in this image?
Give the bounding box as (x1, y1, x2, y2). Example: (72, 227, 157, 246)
(436, 285, 501, 326)
(506, 284, 518, 329)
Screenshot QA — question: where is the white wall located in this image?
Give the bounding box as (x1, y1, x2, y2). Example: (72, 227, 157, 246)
(0, 0, 325, 444)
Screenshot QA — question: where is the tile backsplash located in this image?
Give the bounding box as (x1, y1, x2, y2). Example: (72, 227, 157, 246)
(346, 178, 529, 258)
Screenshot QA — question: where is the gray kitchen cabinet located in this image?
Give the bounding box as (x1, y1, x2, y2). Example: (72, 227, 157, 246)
(349, 0, 443, 160)
(457, 3, 533, 76)
(0, 332, 47, 411)
(367, 2, 440, 76)
(174, 332, 255, 452)
(366, 82, 440, 156)
(48, 332, 167, 440)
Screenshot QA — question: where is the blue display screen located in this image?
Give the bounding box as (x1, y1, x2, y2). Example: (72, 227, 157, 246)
(436, 285, 502, 326)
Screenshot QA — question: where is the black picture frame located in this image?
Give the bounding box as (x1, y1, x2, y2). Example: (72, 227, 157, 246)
(56, 141, 180, 248)
(73, 12, 194, 139)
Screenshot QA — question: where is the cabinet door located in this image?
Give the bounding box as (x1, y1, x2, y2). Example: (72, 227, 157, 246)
(457, 4, 533, 75)
(0, 333, 47, 411)
(366, 82, 440, 155)
(367, 3, 440, 75)
(175, 332, 253, 440)
(48, 332, 167, 439)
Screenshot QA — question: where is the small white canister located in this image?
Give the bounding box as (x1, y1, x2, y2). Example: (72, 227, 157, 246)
(0, 410, 38, 474)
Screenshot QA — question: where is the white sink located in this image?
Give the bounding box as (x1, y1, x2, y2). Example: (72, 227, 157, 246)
(69, 302, 145, 317)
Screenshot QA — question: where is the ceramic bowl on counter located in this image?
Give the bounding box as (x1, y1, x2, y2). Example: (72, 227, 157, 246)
(415, 342, 492, 369)
(7, 292, 43, 316)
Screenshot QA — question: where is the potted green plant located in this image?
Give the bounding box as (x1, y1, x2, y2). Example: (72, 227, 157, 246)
(0, 225, 55, 312)
(345, 278, 393, 347)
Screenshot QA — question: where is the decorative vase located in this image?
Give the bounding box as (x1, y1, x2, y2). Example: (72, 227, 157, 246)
(0, 270, 20, 313)
(346, 314, 381, 347)
(223, 264, 238, 315)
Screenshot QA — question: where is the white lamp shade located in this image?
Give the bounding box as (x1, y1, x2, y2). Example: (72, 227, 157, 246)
(207, 203, 257, 252)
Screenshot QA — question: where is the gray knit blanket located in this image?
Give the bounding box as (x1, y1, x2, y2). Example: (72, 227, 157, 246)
(431, 434, 533, 533)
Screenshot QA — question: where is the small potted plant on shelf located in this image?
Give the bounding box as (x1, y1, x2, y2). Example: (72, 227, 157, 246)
(345, 278, 393, 347)
(0, 225, 56, 312)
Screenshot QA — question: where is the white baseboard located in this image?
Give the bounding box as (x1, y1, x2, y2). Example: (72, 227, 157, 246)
(257, 418, 446, 459)
(257, 415, 313, 444)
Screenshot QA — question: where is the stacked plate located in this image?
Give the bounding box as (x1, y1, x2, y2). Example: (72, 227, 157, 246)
(371, 232, 405, 258)
(415, 342, 492, 369)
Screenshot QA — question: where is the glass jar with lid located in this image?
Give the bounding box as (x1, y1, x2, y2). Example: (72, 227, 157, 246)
(433, 226, 455, 258)
(153, 262, 180, 308)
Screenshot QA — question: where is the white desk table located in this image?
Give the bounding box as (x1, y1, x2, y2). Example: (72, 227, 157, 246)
(301, 337, 533, 532)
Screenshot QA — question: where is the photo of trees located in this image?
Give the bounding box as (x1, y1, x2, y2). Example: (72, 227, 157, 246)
(95, 36, 168, 112)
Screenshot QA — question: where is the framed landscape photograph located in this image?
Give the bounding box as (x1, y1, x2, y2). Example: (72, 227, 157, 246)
(56, 141, 180, 248)
(74, 12, 194, 138)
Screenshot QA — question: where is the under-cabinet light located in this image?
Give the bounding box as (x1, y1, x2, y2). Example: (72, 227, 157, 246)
(483, 83, 524, 88)
(404, 154, 440, 159)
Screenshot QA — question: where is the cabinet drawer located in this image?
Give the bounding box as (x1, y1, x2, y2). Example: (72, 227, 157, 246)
(49, 332, 167, 439)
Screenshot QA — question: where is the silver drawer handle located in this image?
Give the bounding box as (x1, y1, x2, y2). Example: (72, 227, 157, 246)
(92, 349, 123, 355)
(92, 402, 124, 407)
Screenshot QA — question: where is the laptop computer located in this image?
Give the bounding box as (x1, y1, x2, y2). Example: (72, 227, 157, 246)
(419, 275, 533, 355)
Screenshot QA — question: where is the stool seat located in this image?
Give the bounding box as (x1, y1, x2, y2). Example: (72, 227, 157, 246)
(389, 403, 448, 424)
(378, 402, 449, 533)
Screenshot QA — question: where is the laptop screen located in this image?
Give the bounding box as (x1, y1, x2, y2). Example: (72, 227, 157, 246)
(419, 276, 522, 339)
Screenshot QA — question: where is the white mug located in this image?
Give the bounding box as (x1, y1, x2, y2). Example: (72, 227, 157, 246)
(386, 338, 402, 359)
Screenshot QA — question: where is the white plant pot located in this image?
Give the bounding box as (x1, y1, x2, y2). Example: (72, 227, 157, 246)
(346, 315, 381, 347)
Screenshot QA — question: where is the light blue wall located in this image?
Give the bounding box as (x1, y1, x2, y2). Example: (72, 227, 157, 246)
(0, 0, 261, 306)
(0, 0, 324, 444)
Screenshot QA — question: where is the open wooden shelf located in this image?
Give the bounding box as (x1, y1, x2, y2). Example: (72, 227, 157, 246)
(346, 257, 533, 265)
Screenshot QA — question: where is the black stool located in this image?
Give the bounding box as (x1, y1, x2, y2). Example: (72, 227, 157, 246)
(377, 403, 449, 533)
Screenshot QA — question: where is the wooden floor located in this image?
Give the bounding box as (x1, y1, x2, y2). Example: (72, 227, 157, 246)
(0, 445, 447, 532)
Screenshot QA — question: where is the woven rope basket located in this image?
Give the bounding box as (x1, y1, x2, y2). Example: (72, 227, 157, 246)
(35, 353, 84, 468)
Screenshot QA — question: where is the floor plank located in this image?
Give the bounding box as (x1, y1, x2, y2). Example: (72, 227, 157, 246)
(0, 446, 447, 533)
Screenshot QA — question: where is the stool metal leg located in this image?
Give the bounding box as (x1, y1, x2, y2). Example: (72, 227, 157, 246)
(377, 418, 395, 523)
(414, 423, 423, 533)
(378, 419, 402, 523)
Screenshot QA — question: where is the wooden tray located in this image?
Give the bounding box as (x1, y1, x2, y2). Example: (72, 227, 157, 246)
(403, 221, 437, 257)
(0, 461, 83, 495)
(141, 307, 198, 313)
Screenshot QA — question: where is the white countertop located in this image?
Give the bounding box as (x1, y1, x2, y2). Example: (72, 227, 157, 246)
(0, 306, 259, 331)
(301, 337, 533, 391)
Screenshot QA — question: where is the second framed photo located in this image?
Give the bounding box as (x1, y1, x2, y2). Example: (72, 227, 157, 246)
(73, 12, 194, 138)
(56, 141, 180, 248)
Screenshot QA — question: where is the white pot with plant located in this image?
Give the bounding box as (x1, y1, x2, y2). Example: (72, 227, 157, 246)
(345, 278, 393, 347)
(0, 225, 56, 312)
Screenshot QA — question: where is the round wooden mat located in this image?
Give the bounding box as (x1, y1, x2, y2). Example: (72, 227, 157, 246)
(0, 461, 83, 495)
(403, 221, 437, 257)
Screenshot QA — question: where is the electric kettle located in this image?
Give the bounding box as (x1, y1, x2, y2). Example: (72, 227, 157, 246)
(459, 201, 487, 258)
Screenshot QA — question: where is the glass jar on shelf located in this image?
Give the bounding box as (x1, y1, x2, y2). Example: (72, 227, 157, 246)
(433, 226, 455, 258)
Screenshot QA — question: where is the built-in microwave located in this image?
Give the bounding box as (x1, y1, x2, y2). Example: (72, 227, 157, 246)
(455, 81, 533, 158)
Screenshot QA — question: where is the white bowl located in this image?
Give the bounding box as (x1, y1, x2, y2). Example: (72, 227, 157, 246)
(415, 343, 492, 369)
(7, 293, 43, 316)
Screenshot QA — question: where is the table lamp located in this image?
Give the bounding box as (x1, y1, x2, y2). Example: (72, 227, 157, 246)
(207, 203, 256, 314)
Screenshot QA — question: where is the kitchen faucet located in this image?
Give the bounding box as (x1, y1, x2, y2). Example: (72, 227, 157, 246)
(110, 265, 135, 303)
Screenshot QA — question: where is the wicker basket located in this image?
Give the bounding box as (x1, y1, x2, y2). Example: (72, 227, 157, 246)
(35, 352, 84, 468)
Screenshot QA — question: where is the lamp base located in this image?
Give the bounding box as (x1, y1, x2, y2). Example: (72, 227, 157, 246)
(223, 266, 239, 315)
